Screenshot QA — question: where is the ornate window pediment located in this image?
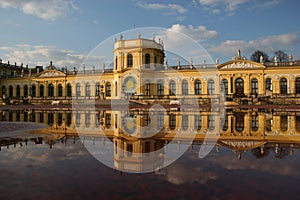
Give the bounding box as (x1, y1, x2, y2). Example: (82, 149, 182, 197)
(38, 70, 66, 77)
(218, 60, 265, 70)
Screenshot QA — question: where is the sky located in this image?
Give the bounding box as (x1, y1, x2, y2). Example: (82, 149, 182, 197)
(0, 0, 299, 69)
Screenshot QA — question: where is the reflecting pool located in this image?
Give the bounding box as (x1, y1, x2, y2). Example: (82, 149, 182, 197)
(1, 108, 300, 199)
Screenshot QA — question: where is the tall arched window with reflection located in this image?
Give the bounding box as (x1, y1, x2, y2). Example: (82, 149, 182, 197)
(67, 84, 72, 97)
(145, 53, 150, 68)
(24, 85, 28, 97)
(48, 84, 54, 97)
(157, 81, 164, 96)
(169, 114, 176, 130)
(295, 77, 300, 94)
(280, 78, 287, 94)
(266, 78, 272, 91)
(235, 78, 244, 97)
(169, 80, 176, 96)
(195, 115, 202, 130)
(127, 54, 133, 67)
(208, 80, 215, 95)
(251, 115, 259, 131)
(85, 83, 91, 97)
(39, 85, 44, 97)
(58, 84, 63, 97)
(236, 114, 244, 132)
(95, 83, 100, 96)
(195, 80, 201, 95)
(280, 115, 288, 131)
(208, 115, 215, 130)
(16, 85, 20, 98)
(182, 115, 188, 130)
(182, 80, 188, 95)
(221, 79, 228, 95)
(145, 81, 150, 95)
(105, 82, 111, 97)
(9, 85, 13, 97)
(251, 78, 258, 95)
(76, 83, 81, 97)
(31, 85, 36, 97)
(222, 114, 228, 131)
(296, 116, 300, 132)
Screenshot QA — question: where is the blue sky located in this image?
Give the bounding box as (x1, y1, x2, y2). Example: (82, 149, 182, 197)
(0, 0, 299, 68)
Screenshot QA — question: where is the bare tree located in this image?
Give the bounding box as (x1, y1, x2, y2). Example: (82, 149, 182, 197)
(274, 50, 289, 62)
(251, 50, 269, 62)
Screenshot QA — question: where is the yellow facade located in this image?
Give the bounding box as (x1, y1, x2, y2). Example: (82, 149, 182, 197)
(1, 37, 300, 105)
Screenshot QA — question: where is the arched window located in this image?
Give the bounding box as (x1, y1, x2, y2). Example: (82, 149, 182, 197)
(208, 115, 215, 130)
(39, 85, 44, 97)
(195, 115, 202, 130)
(222, 115, 228, 131)
(235, 78, 244, 97)
(182, 80, 188, 95)
(236, 114, 244, 132)
(195, 80, 201, 95)
(169, 80, 176, 95)
(208, 80, 215, 95)
(145, 53, 150, 68)
(145, 81, 150, 95)
(221, 79, 228, 95)
(157, 81, 164, 96)
(76, 83, 81, 97)
(296, 116, 300, 132)
(58, 84, 63, 97)
(266, 78, 272, 91)
(105, 113, 111, 128)
(115, 56, 118, 70)
(24, 85, 28, 97)
(280, 115, 288, 131)
(2, 86, 6, 96)
(85, 83, 91, 97)
(31, 85, 36, 97)
(296, 78, 300, 94)
(157, 112, 164, 129)
(95, 83, 100, 96)
(9, 86, 13, 97)
(16, 85, 20, 98)
(252, 115, 259, 131)
(48, 84, 54, 97)
(127, 54, 133, 67)
(67, 84, 72, 97)
(182, 115, 188, 130)
(85, 113, 90, 128)
(251, 78, 258, 95)
(280, 78, 287, 94)
(105, 82, 111, 97)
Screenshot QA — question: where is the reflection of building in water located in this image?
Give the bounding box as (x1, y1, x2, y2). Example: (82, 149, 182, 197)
(2, 109, 300, 139)
(0, 37, 300, 105)
(1, 109, 300, 172)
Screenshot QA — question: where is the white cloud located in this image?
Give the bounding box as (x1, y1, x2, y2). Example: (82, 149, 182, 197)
(0, 44, 86, 68)
(0, 0, 78, 20)
(210, 33, 299, 57)
(261, 0, 281, 8)
(166, 24, 218, 42)
(198, 0, 248, 15)
(136, 2, 187, 14)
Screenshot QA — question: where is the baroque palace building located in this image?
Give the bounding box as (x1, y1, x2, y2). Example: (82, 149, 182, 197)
(0, 37, 300, 105)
